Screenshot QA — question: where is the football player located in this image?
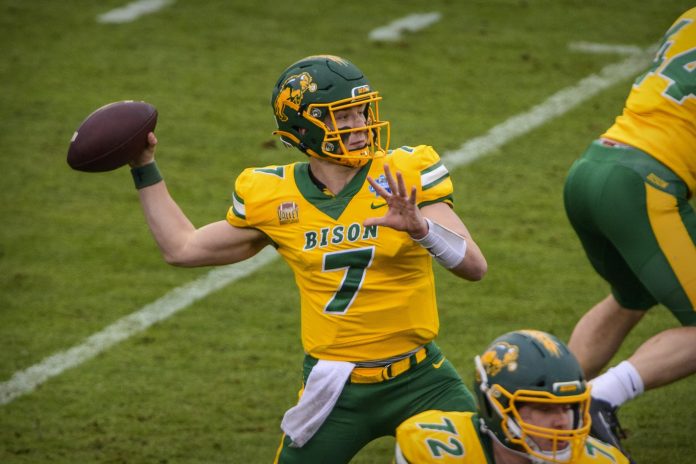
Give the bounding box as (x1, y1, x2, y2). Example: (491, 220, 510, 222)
(564, 7, 696, 461)
(128, 55, 487, 463)
(395, 330, 630, 463)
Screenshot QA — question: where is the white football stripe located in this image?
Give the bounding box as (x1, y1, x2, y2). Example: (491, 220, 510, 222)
(97, 0, 174, 24)
(568, 41, 643, 56)
(0, 247, 276, 406)
(0, 44, 656, 406)
(369, 12, 442, 42)
(443, 47, 654, 167)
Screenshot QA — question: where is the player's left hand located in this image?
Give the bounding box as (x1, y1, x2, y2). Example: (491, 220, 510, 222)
(364, 164, 429, 239)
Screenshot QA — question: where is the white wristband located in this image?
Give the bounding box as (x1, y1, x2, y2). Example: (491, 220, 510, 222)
(412, 218, 467, 269)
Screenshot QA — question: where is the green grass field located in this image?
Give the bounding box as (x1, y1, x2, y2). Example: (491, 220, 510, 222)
(2, 1, 695, 462)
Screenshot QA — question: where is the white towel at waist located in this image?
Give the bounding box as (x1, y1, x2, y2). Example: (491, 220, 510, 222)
(280, 359, 355, 447)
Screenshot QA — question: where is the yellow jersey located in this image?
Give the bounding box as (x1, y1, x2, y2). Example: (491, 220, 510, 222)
(395, 410, 629, 464)
(226, 146, 454, 361)
(603, 7, 696, 195)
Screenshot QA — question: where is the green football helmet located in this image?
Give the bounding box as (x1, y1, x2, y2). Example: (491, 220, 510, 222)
(474, 330, 591, 463)
(271, 55, 389, 168)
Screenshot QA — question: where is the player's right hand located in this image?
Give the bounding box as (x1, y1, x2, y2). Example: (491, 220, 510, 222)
(130, 132, 158, 168)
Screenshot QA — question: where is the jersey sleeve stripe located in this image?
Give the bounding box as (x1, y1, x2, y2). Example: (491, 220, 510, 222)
(421, 161, 450, 190)
(232, 191, 246, 219)
(418, 194, 453, 208)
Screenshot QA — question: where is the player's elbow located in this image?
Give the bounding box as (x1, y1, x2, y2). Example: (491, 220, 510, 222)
(163, 253, 189, 267)
(468, 262, 487, 281)
(459, 256, 487, 281)
(161, 248, 197, 267)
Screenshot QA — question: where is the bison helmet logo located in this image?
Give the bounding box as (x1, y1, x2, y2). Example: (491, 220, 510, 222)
(481, 341, 519, 377)
(274, 72, 317, 122)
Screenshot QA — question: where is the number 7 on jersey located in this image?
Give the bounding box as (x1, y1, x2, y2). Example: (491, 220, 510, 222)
(322, 247, 375, 314)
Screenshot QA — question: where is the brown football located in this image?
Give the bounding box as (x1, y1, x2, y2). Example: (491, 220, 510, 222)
(67, 101, 157, 172)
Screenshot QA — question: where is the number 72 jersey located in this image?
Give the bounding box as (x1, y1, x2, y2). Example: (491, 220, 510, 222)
(226, 145, 454, 362)
(603, 7, 696, 193)
(395, 410, 630, 463)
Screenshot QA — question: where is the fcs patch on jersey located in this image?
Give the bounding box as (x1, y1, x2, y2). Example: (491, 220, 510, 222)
(278, 201, 300, 225)
(368, 174, 392, 196)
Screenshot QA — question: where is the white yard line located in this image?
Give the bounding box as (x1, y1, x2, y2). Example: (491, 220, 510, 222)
(442, 47, 654, 167)
(0, 248, 276, 406)
(568, 41, 644, 56)
(0, 45, 655, 406)
(368, 12, 442, 42)
(97, 0, 174, 24)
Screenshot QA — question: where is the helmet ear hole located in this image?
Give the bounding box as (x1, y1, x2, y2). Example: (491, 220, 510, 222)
(309, 107, 324, 119)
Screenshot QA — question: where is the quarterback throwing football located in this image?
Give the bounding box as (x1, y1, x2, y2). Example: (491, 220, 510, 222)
(129, 55, 487, 462)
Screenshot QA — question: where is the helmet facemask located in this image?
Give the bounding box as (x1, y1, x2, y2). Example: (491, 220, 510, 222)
(304, 92, 389, 168)
(481, 374, 591, 462)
